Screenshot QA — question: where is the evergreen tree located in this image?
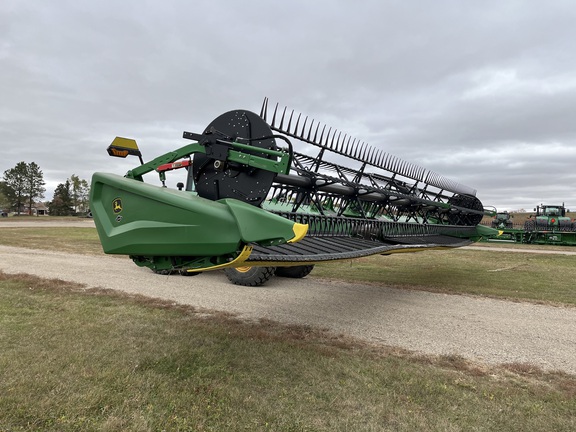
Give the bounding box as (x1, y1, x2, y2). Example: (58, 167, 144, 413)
(2, 162, 46, 215)
(2, 162, 29, 215)
(0, 182, 9, 211)
(49, 180, 74, 216)
(25, 162, 46, 215)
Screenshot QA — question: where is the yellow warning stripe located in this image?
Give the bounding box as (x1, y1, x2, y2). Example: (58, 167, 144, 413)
(184, 245, 253, 273)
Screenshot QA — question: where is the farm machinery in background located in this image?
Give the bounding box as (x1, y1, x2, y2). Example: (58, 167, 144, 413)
(90, 98, 496, 286)
(491, 211, 514, 230)
(483, 203, 576, 245)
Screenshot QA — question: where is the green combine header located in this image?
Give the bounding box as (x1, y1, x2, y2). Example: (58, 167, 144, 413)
(90, 99, 495, 285)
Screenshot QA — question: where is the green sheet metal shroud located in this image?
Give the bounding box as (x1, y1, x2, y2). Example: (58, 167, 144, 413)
(91, 172, 306, 270)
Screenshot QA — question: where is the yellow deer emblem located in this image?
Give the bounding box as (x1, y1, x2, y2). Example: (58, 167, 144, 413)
(112, 198, 123, 214)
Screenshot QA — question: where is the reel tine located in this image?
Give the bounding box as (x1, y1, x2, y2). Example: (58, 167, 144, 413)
(331, 131, 341, 151)
(260, 97, 269, 120)
(324, 127, 332, 146)
(359, 142, 366, 160)
(338, 134, 350, 153)
(306, 119, 315, 141)
(416, 165, 424, 181)
(366, 146, 373, 165)
(417, 166, 425, 182)
(334, 133, 342, 152)
(424, 170, 431, 185)
(300, 116, 308, 139)
(318, 124, 327, 145)
(312, 122, 320, 142)
(344, 136, 352, 154)
(383, 152, 390, 169)
(369, 147, 377, 165)
(401, 161, 408, 177)
(271, 103, 279, 128)
(327, 129, 335, 150)
(345, 138, 354, 155)
(390, 155, 397, 173)
(378, 150, 385, 168)
(279, 106, 288, 130)
(362, 146, 372, 162)
(286, 110, 294, 132)
(293, 113, 302, 136)
(393, 156, 400, 174)
(374, 149, 382, 168)
(392, 156, 399, 173)
(372, 149, 379, 168)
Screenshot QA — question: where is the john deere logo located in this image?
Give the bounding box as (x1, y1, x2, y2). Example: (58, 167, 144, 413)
(112, 198, 123, 214)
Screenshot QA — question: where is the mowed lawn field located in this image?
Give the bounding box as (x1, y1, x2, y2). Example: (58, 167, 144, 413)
(1, 218, 575, 431)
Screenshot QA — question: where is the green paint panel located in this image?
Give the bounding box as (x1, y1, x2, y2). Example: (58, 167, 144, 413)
(90, 173, 299, 257)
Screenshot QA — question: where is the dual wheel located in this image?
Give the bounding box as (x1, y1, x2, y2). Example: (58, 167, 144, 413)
(223, 265, 315, 287)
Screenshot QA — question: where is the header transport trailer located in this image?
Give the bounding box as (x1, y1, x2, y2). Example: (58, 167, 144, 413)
(90, 99, 496, 286)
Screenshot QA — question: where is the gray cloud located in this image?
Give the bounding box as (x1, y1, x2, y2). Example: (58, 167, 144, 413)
(1, 0, 576, 211)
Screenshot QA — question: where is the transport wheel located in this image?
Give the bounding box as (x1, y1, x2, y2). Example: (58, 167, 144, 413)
(524, 219, 535, 232)
(275, 265, 315, 279)
(224, 266, 276, 286)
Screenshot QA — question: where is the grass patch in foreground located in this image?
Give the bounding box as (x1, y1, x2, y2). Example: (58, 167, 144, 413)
(1, 272, 575, 431)
(314, 248, 576, 305)
(0, 227, 102, 255)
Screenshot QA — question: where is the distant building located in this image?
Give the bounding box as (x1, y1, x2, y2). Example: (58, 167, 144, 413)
(19, 202, 49, 216)
(34, 202, 49, 216)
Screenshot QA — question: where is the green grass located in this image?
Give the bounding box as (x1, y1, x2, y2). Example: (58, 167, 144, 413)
(314, 248, 576, 305)
(1, 226, 576, 304)
(1, 272, 575, 431)
(0, 227, 103, 254)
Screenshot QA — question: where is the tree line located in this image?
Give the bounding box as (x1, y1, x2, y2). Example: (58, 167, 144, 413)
(0, 162, 90, 216)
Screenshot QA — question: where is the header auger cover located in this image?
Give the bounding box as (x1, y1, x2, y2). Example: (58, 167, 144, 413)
(90, 98, 495, 279)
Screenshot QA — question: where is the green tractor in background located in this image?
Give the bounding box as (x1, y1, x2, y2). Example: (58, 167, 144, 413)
(524, 204, 574, 232)
(491, 211, 514, 229)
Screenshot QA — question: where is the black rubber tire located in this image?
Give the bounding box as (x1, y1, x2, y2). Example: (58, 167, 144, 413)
(275, 265, 315, 279)
(223, 266, 276, 286)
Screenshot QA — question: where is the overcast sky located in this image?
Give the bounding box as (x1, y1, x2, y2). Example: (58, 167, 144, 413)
(2, 0, 576, 212)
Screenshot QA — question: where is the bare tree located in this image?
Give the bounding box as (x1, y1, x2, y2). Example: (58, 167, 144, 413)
(69, 174, 90, 213)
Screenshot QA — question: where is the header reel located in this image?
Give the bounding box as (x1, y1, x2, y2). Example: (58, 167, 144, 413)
(180, 99, 485, 231)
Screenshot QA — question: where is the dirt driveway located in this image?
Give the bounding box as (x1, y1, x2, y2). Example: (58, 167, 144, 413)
(1, 220, 575, 374)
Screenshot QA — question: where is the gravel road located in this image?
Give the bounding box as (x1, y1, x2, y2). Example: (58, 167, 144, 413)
(1, 220, 575, 374)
